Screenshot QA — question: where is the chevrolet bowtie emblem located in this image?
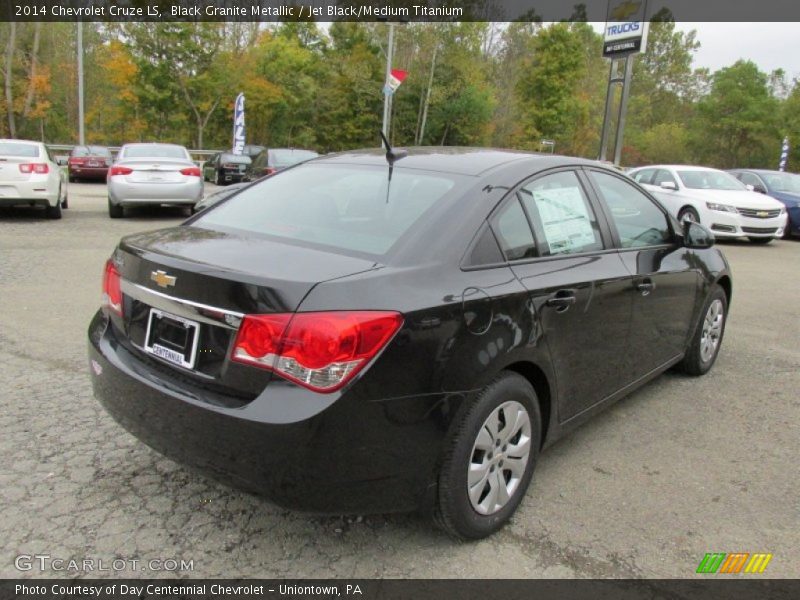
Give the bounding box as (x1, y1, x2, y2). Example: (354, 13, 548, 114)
(611, 0, 641, 20)
(757, 211, 768, 217)
(150, 270, 176, 288)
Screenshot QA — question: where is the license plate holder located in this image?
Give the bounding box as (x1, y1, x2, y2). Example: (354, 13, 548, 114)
(144, 308, 200, 370)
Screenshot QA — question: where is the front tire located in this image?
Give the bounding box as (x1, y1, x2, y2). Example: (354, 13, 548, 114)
(108, 197, 123, 219)
(748, 237, 772, 245)
(678, 207, 700, 223)
(677, 284, 727, 376)
(434, 372, 541, 540)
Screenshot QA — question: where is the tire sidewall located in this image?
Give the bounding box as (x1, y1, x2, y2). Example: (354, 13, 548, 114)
(695, 286, 728, 373)
(438, 373, 541, 539)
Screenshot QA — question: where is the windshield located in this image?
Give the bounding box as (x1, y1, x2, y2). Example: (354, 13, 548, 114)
(194, 164, 461, 256)
(678, 170, 745, 190)
(122, 145, 188, 159)
(0, 142, 39, 157)
(270, 149, 319, 168)
(761, 172, 800, 193)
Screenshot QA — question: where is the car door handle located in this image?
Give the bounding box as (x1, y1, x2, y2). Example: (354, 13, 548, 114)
(636, 279, 656, 295)
(545, 290, 577, 312)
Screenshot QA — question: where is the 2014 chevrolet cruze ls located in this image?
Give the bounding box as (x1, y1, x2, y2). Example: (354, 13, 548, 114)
(89, 149, 732, 539)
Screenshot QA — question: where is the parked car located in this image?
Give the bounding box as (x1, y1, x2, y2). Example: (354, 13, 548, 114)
(728, 169, 800, 238)
(193, 181, 247, 213)
(68, 145, 112, 182)
(89, 149, 732, 539)
(106, 143, 203, 218)
(203, 152, 251, 186)
(629, 165, 787, 244)
(0, 139, 68, 218)
(245, 148, 319, 180)
(242, 144, 266, 160)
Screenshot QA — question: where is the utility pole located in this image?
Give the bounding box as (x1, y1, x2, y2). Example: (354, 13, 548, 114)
(613, 55, 634, 167)
(77, 22, 85, 145)
(381, 22, 395, 148)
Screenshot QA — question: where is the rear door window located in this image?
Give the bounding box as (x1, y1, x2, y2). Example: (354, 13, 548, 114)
(490, 199, 537, 261)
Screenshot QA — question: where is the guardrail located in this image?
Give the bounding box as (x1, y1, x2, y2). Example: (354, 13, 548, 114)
(47, 144, 224, 166)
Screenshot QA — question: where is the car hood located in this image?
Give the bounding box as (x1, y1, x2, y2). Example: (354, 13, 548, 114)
(686, 189, 785, 209)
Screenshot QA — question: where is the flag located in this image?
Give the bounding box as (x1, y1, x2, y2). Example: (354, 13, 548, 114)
(778, 136, 789, 172)
(232, 93, 245, 155)
(383, 69, 408, 96)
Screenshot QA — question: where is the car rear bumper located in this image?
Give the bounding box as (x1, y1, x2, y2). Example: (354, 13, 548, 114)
(0, 179, 59, 206)
(108, 178, 203, 205)
(87, 311, 443, 514)
(708, 212, 787, 238)
(70, 166, 108, 179)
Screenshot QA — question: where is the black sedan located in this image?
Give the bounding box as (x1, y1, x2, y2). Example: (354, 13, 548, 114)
(203, 152, 251, 185)
(88, 148, 731, 539)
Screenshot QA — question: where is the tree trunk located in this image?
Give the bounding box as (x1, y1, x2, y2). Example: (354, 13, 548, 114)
(23, 22, 42, 117)
(418, 45, 437, 146)
(5, 22, 17, 137)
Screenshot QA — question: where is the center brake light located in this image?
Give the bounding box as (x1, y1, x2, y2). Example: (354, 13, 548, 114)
(232, 311, 403, 393)
(102, 259, 123, 316)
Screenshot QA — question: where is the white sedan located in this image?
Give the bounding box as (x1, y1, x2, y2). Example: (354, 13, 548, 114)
(0, 139, 68, 219)
(107, 143, 203, 218)
(629, 165, 787, 244)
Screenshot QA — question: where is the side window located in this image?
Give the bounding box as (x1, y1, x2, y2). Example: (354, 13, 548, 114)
(589, 171, 673, 248)
(633, 169, 655, 185)
(519, 171, 604, 256)
(739, 172, 762, 188)
(652, 169, 677, 187)
(490, 199, 537, 261)
(465, 224, 504, 266)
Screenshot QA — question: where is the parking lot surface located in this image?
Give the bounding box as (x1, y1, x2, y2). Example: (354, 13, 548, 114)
(1, 182, 798, 578)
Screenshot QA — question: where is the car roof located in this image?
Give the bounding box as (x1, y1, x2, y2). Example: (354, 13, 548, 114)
(0, 138, 43, 146)
(315, 147, 600, 176)
(632, 165, 728, 172)
(122, 142, 186, 149)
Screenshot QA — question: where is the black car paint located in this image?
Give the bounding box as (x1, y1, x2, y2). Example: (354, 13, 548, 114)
(88, 148, 731, 514)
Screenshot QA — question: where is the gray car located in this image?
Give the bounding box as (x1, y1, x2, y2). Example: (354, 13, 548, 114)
(107, 143, 203, 218)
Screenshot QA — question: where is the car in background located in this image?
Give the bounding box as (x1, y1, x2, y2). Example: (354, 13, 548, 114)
(107, 143, 203, 219)
(245, 148, 319, 180)
(203, 152, 251, 186)
(193, 181, 247, 213)
(68, 145, 112, 182)
(629, 165, 787, 244)
(242, 144, 266, 160)
(729, 169, 800, 238)
(90, 149, 732, 540)
(0, 139, 68, 218)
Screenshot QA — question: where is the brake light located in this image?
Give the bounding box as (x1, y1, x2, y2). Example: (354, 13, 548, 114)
(264, 167, 277, 175)
(180, 166, 202, 177)
(19, 163, 49, 174)
(232, 311, 403, 392)
(102, 259, 123, 316)
(109, 165, 133, 176)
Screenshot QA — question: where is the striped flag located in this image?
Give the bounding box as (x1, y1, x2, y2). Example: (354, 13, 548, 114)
(383, 69, 408, 96)
(779, 136, 789, 171)
(232, 93, 245, 155)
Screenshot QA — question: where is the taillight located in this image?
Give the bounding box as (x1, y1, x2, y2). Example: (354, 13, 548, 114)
(232, 311, 403, 392)
(180, 166, 202, 177)
(264, 167, 277, 175)
(102, 259, 123, 316)
(19, 163, 49, 174)
(109, 165, 133, 176)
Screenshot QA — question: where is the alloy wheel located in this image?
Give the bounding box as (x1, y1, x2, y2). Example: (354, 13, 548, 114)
(700, 299, 724, 363)
(468, 400, 532, 515)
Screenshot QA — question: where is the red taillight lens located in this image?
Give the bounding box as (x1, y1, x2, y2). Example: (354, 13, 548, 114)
(180, 166, 202, 177)
(232, 311, 403, 392)
(109, 165, 133, 176)
(102, 259, 123, 316)
(264, 167, 277, 175)
(19, 163, 49, 174)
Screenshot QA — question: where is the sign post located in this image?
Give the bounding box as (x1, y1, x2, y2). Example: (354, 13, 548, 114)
(598, 0, 649, 165)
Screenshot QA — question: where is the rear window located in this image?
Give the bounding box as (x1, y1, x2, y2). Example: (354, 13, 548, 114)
(220, 153, 251, 164)
(0, 142, 39, 157)
(72, 146, 111, 157)
(269, 149, 318, 168)
(122, 145, 188, 159)
(194, 164, 461, 256)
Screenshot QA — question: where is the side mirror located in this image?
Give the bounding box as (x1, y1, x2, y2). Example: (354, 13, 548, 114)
(659, 181, 678, 191)
(683, 221, 715, 249)
(753, 184, 767, 194)
(745, 184, 754, 191)
(56, 156, 68, 166)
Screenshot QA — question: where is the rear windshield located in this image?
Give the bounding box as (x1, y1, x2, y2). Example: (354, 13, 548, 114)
(678, 170, 745, 190)
(122, 145, 188, 159)
(220, 153, 251, 164)
(0, 142, 39, 157)
(194, 164, 461, 256)
(269, 149, 318, 168)
(72, 145, 111, 157)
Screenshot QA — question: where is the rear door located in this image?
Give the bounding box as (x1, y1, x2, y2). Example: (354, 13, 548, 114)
(585, 168, 699, 380)
(491, 168, 634, 422)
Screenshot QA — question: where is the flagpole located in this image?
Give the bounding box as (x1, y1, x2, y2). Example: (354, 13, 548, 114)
(382, 22, 395, 149)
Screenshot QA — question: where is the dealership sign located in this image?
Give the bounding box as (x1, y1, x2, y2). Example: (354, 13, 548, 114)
(232, 93, 245, 155)
(603, 0, 649, 57)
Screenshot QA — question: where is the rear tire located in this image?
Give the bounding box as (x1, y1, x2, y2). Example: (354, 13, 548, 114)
(45, 200, 62, 220)
(108, 197, 123, 219)
(748, 237, 772, 244)
(433, 372, 541, 540)
(214, 170, 221, 186)
(677, 284, 727, 376)
(61, 192, 69, 209)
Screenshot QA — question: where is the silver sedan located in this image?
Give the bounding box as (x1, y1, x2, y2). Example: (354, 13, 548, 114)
(107, 143, 203, 218)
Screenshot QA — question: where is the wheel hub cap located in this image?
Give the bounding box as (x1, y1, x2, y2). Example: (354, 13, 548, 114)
(700, 299, 724, 363)
(468, 400, 532, 515)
